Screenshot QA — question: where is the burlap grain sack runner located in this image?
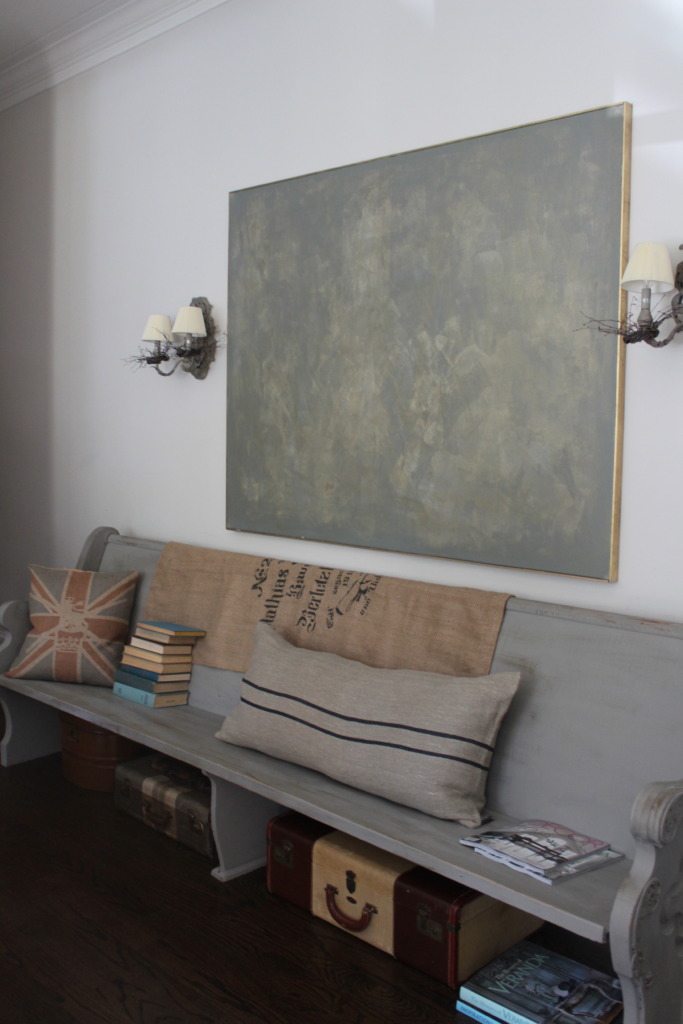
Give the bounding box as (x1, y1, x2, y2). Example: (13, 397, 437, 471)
(142, 542, 510, 677)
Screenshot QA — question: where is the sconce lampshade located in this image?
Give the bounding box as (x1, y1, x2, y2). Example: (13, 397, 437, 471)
(142, 314, 173, 342)
(621, 243, 674, 292)
(172, 305, 207, 337)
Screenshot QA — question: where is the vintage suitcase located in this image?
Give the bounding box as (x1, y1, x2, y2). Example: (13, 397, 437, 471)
(267, 811, 542, 987)
(393, 864, 544, 987)
(60, 711, 146, 792)
(312, 828, 416, 955)
(267, 811, 333, 910)
(114, 753, 216, 858)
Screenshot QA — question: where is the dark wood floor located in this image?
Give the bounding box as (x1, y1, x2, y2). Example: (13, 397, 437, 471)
(0, 753, 467, 1024)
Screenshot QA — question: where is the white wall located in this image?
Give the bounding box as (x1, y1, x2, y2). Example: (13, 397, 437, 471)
(1, 0, 682, 620)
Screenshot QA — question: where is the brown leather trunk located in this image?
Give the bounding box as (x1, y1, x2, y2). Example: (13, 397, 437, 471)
(60, 712, 145, 792)
(266, 811, 542, 987)
(393, 865, 543, 987)
(266, 811, 334, 910)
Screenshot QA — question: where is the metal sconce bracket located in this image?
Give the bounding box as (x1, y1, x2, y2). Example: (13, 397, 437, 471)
(646, 249, 683, 348)
(177, 297, 217, 379)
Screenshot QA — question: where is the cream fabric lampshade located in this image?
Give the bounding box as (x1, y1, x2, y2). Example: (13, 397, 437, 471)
(172, 306, 207, 337)
(142, 314, 172, 341)
(621, 243, 674, 292)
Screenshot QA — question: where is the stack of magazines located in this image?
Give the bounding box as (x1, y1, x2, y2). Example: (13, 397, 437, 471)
(459, 820, 623, 884)
(457, 938, 623, 1024)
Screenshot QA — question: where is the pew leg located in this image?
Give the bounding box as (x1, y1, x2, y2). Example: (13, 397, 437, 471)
(206, 773, 284, 882)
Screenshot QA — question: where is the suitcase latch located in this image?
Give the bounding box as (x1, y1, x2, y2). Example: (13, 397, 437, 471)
(416, 904, 443, 943)
(187, 810, 206, 835)
(273, 839, 294, 868)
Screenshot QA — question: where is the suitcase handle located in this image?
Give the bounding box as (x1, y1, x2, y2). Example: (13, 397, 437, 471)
(324, 885, 377, 932)
(142, 800, 173, 829)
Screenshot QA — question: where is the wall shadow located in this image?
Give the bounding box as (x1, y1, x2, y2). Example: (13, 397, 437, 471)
(0, 85, 55, 604)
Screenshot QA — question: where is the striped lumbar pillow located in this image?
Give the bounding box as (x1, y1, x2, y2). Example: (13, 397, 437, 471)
(215, 622, 519, 825)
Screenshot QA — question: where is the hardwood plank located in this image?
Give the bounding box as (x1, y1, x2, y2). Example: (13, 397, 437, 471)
(0, 755, 462, 1024)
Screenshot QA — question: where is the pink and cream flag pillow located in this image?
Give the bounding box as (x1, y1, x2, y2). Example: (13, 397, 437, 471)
(7, 565, 138, 686)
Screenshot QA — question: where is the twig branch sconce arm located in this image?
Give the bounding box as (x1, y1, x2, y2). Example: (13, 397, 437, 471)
(584, 243, 683, 347)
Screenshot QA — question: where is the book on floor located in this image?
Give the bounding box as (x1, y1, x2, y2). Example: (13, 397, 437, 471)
(135, 620, 206, 640)
(114, 668, 190, 694)
(458, 939, 622, 1024)
(456, 1000, 509, 1024)
(460, 820, 612, 878)
(113, 681, 189, 708)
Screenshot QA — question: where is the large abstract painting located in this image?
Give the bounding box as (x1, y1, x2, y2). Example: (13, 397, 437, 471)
(227, 104, 630, 579)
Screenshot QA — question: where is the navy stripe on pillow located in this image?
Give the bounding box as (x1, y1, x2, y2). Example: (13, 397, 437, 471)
(241, 695, 490, 772)
(243, 675, 494, 752)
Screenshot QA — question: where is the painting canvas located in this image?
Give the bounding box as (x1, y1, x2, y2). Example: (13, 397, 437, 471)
(227, 104, 630, 579)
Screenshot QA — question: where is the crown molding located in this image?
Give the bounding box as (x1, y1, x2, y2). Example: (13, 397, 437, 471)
(0, 0, 232, 113)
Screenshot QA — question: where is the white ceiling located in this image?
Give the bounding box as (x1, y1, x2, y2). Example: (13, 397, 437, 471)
(0, 0, 230, 112)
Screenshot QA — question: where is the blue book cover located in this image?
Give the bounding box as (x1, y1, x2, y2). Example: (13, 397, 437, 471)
(113, 681, 189, 708)
(114, 668, 190, 694)
(117, 662, 191, 683)
(459, 941, 622, 1024)
(456, 1000, 503, 1024)
(137, 620, 206, 637)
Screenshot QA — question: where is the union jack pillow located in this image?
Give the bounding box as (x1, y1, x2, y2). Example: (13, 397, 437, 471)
(7, 565, 139, 687)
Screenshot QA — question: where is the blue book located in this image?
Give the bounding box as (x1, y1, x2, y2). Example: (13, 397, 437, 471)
(456, 1000, 503, 1024)
(117, 662, 191, 683)
(136, 620, 206, 638)
(113, 680, 189, 708)
(459, 940, 622, 1024)
(114, 667, 190, 694)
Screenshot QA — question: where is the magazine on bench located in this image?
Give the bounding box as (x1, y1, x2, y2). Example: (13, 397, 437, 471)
(460, 820, 623, 884)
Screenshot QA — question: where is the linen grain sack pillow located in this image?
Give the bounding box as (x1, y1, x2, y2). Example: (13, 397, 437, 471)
(7, 565, 138, 687)
(216, 622, 520, 826)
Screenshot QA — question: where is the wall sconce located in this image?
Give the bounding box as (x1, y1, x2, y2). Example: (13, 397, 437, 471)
(584, 243, 683, 348)
(136, 296, 218, 378)
(620, 242, 674, 344)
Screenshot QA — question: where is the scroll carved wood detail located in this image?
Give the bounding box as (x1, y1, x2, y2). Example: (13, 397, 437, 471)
(610, 782, 683, 1024)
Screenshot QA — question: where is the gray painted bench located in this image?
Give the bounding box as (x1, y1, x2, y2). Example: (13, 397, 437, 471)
(1, 527, 682, 1024)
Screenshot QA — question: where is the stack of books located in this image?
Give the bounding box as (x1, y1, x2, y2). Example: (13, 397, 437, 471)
(113, 620, 206, 708)
(459, 820, 623, 884)
(456, 938, 622, 1024)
